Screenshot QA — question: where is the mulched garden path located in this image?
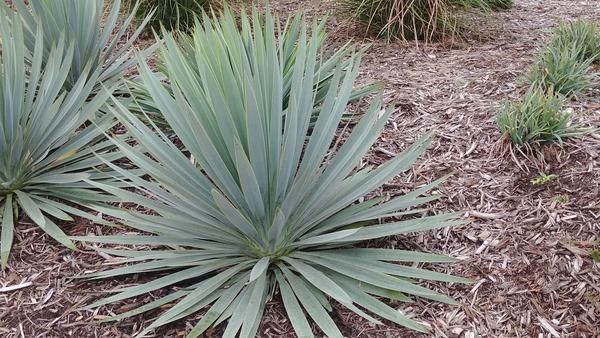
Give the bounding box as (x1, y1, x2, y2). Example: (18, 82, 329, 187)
(1, 0, 598, 337)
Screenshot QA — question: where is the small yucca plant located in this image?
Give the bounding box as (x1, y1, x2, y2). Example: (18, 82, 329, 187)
(3, 0, 152, 91)
(497, 87, 582, 147)
(129, 12, 380, 130)
(527, 42, 595, 98)
(0, 12, 124, 268)
(124, 0, 213, 32)
(76, 9, 467, 338)
(549, 19, 600, 63)
(339, 0, 492, 42)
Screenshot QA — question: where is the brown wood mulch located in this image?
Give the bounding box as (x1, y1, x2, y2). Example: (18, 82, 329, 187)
(1, 0, 599, 337)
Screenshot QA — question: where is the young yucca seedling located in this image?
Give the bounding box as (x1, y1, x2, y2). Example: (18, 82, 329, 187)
(2, 0, 152, 91)
(527, 42, 596, 98)
(129, 12, 380, 130)
(549, 19, 600, 63)
(75, 9, 468, 338)
(497, 87, 581, 147)
(0, 13, 126, 267)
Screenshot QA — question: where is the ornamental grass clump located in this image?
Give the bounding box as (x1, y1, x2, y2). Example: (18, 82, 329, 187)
(527, 19, 600, 98)
(2, 0, 151, 91)
(339, 0, 494, 42)
(500, 19, 597, 148)
(0, 12, 124, 268)
(76, 9, 467, 338)
(549, 19, 600, 63)
(496, 87, 580, 147)
(527, 43, 595, 98)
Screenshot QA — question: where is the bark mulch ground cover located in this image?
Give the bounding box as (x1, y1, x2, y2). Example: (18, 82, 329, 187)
(1, 0, 598, 337)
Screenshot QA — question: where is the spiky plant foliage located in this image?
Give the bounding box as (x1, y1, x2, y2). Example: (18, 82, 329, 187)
(0, 12, 124, 268)
(129, 13, 380, 130)
(339, 0, 492, 42)
(549, 19, 600, 63)
(2, 0, 151, 91)
(497, 87, 582, 146)
(75, 9, 467, 338)
(124, 0, 213, 32)
(527, 42, 595, 98)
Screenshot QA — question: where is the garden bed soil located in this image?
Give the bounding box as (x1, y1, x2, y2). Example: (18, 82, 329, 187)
(1, 0, 599, 337)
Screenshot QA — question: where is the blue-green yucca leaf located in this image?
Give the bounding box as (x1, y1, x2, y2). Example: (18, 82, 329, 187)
(0, 11, 126, 268)
(77, 8, 466, 338)
(2, 0, 155, 92)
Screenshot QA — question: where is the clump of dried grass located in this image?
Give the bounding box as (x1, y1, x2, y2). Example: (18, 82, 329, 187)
(338, 0, 502, 42)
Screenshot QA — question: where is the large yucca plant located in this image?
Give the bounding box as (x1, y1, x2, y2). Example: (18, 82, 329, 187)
(0, 12, 124, 268)
(129, 12, 379, 130)
(2, 0, 152, 91)
(76, 9, 467, 338)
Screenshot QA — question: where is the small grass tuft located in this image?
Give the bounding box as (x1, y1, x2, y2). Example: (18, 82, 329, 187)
(551, 194, 569, 205)
(496, 87, 581, 147)
(527, 43, 595, 98)
(549, 19, 600, 63)
(531, 172, 557, 186)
